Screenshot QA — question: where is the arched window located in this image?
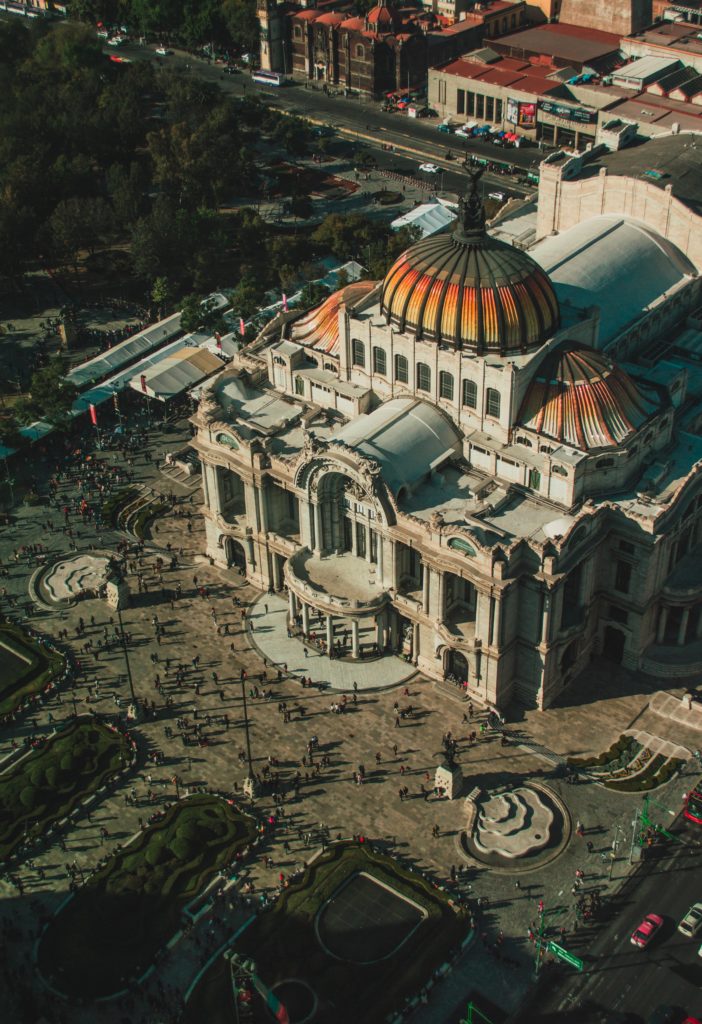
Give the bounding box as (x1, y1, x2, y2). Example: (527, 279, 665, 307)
(294, 25, 302, 39)
(356, 43, 365, 58)
(394, 353, 408, 383)
(439, 370, 454, 401)
(462, 379, 477, 408)
(352, 339, 365, 367)
(486, 387, 501, 418)
(373, 346, 387, 375)
(416, 362, 431, 392)
(294, 376, 305, 395)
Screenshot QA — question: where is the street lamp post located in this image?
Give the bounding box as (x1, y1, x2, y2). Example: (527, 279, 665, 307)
(116, 604, 138, 711)
(240, 675, 258, 799)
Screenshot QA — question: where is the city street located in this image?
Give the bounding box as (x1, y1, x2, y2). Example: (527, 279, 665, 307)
(536, 822, 702, 1022)
(107, 38, 539, 201)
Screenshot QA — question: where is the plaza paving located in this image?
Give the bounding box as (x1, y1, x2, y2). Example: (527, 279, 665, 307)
(0, 415, 700, 1023)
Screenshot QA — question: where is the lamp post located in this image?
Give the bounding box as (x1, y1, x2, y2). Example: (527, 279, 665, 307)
(116, 604, 137, 710)
(240, 674, 258, 799)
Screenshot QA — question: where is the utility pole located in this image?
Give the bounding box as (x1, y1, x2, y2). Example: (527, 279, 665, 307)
(534, 902, 565, 978)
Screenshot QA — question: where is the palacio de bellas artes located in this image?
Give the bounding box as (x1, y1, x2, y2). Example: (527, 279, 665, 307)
(192, 141, 702, 714)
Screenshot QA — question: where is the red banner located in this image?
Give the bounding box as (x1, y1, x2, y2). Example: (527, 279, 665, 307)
(140, 374, 147, 393)
(89, 404, 98, 426)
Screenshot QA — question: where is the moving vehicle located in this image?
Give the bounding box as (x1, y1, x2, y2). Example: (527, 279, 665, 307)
(630, 913, 663, 948)
(223, 65, 240, 75)
(684, 788, 702, 824)
(488, 190, 506, 202)
(155, 47, 173, 56)
(251, 70, 286, 86)
(437, 122, 454, 134)
(419, 163, 439, 174)
(678, 902, 702, 937)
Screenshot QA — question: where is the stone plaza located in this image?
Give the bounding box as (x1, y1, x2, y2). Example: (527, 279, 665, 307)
(1, 416, 701, 1023)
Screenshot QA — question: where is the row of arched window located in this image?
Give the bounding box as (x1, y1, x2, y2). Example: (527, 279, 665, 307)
(351, 341, 501, 416)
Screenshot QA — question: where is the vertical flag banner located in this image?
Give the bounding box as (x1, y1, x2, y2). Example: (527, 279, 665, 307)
(140, 374, 147, 393)
(282, 294, 288, 312)
(89, 404, 98, 426)
(239, 318, 246, 337)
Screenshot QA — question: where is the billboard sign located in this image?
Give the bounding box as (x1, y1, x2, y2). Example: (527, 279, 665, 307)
(539, 99, 597, 124)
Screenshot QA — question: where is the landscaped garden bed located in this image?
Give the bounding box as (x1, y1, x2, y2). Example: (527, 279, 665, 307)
(567, 733, 685, 792)
(100, 486, 139, 528)
(605, 754, 685, 792)
(37, 794, 257, 1000)
(0, 717, 133, 863)
(185, 841, 468, 1024)
(0, 620, 67, 719)
(131, 498, 171, 540)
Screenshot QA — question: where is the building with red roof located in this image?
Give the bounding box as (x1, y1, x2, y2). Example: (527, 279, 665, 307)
(258, 0, 529, 99)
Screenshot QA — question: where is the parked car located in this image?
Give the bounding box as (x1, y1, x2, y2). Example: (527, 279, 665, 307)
(419, 163, 439, 174)
(437, 123, 454, 134)
(630, 913, 663, 948)
(488, 190, 506, 202)
(223, 65, 240, 74)
(679, 903, 702, 937)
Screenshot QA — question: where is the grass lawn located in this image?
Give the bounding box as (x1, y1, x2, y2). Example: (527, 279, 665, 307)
(0, 717, 131, 862)
(0, 622, 66, 718)
(38, 794, 257, 1000)
(185, 842, 468, 1024)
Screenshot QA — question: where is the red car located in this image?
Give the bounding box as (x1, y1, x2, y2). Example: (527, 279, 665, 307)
(631, 913, 664, 948)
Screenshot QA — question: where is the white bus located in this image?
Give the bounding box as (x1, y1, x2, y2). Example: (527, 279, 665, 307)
(251, 69, 286, 87)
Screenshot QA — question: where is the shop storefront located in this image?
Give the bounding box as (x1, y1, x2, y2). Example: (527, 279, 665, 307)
(537, 98, 597, 150)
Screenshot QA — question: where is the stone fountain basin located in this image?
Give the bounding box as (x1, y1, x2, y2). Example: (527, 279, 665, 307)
(473, 787, 554, 859)
(43, 555, 111, 602)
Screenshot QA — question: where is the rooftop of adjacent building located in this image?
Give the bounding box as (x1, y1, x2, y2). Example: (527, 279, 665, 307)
(490, 22, 623, 65)
(577, 132, 702, 214)
(627, 19, 702, 57)
(435, 53, 567, 95)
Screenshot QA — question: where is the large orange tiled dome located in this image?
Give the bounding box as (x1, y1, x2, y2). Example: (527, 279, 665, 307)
(381, 173, 560, 354)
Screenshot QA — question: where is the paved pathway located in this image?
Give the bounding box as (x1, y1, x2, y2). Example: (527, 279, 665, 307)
(0, 415, 700, 1024)
(247, 592, 415, 692)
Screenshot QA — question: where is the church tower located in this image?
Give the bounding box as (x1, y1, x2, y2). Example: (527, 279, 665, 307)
(257, 0, 286, 73)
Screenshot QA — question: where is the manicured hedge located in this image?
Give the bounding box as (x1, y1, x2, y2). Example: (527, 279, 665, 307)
(38, 795, 257, 1000)
(0, 623, 65, 718)
(0, 718, 130, 862)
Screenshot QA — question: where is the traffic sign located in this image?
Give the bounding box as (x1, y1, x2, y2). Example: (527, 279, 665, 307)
(547, 941, 584, 971)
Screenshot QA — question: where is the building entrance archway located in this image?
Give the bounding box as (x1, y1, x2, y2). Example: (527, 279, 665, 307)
(224, 536, 246, 572)
(446, 649, 469, 684)
(602, 626, 625, 665)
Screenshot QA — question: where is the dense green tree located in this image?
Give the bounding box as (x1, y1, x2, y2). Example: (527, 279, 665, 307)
(151, 276, 174, 318)
(18, 358, 78, 426)
(221, 0, 259, 52)
(228, 274, 267, 320)
(179, 293, 227, 334)
(297, 281, 329, 310)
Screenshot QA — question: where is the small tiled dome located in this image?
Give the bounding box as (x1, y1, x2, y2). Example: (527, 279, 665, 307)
(365, 0, 402, 32)
(518, 342, 662, 451)
(290, 281, 376, 356)
(381, 170, 559, 354)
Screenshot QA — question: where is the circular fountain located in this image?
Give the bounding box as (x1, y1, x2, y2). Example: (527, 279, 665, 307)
(461, 783, 569, 871)
(34, 554, 113, 607)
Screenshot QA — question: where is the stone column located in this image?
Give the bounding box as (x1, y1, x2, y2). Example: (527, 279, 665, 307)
(390, 611, 398, 650)
(326, 614, 333, 650)
(491, 595, 502, 649)
(209, 465, 223, 515)
(656, 605, 669, 644)
(302, 602, 310, 635)
(436, 572, 445, 620)
(351, 519, 358, 556)
(678, 607, 690, 647)
(541, 590, 552, 644)
(314, 503, 324, 554)
(288, 589, 297, 619)
(376, 611, 385, 648)
(365, 524, 372, 562)
(422, 566, 430, 615)
(351, 618, 360, 658)
(377, 536, 385, 586)
(258, 484, 269, 534)
(271, 554, 282, 591)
